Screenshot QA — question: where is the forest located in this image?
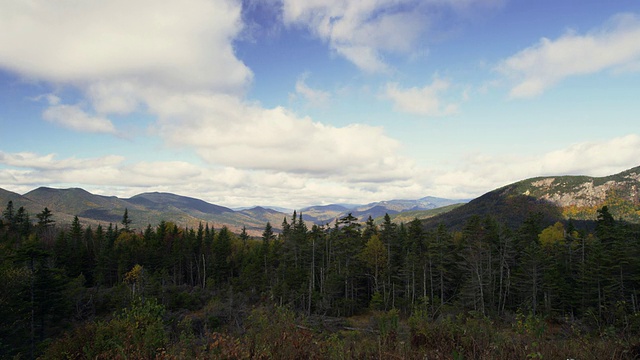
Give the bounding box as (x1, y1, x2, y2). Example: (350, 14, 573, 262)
(3, 200, 640, 359)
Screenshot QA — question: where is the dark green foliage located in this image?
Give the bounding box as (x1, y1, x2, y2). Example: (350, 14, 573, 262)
(42, 298, 166, 359)
(4, 201, 640, 358)
(422, 191, 564, 231)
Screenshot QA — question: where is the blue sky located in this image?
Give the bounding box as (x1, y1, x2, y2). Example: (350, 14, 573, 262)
(1, 0, 640, 209)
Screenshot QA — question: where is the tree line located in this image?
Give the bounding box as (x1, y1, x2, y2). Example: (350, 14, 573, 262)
(2, 200, 640, 358)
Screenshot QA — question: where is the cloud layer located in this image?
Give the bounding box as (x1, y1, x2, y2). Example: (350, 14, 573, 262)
(0, 0, 251, 93)
(42, 104, 116, 134)
(0, 0, 416, 186)
(282, 0, 501, 72)
(498, 13, 640, 98)
(384, 79, 459, 116)
(3, 134, 639, 207)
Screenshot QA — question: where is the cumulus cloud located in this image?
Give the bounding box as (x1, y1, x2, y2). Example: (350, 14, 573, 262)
(88, 81, 143, 115)
(146, 91, 414, 179)
(428, 134, 640, 199)
(498, 13, 640, 98)
(0, 0, 251, 94)
(42, 104, 117, 134)
(3, 134, 638, 208)
(282, 0, 502, 72)
(0, 0, 418, 186)
(291, 73, 331, 107)
(384, 78, 459, 116)
(282, 0, 424, 72)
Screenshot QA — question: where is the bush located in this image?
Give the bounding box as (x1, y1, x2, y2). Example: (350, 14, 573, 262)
(43, 297, 167, 359)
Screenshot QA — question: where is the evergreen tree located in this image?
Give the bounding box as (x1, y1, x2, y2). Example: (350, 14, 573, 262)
(515, 212, 545, 315)
(213, 226, 233, 286)
(121, 208, 132, 232)
(2, 201, 15, 232)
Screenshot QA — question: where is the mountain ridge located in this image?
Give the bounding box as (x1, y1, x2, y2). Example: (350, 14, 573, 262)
(421, 165, 640, 230)
(3, 166, 639, 234)
(0, 186, 465, 235)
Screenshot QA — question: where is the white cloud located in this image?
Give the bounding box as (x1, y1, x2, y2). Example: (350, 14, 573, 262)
(384, 78, 459, 116)
(42, 104, 117, 134)
(0, 152, 124, 171)
(282, 0, 424, 72)
(0, 0, 416, 184)
(0, 151, 423, 209)
(146, 91, 415, 179)
(292, 73, 331, 107)
(427, 134, 640, 199)
(0, 0, 251, 94)
(3, 134, 637, 208)
(282, 0, 502, 72)
(498, 13, 640, 98)
(88, 81, 142, 115)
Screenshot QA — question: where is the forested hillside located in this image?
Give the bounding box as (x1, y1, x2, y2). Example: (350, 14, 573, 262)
(3, 199, 640, 359)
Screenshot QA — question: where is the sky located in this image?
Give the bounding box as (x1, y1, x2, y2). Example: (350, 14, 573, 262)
(1, 0, 640, 210)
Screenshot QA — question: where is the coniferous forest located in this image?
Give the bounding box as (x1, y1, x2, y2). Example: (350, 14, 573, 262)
(3, 200, 640, 359)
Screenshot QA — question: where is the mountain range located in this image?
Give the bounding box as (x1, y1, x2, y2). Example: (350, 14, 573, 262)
(0, 186, 464, 235)
(2, 165, 639, 235)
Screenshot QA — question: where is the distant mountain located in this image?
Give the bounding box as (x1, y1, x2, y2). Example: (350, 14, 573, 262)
(350, 205, 400, 221)
(238, 207, 289, 229)
(234, 205, 293, 213)
(301, 204, 351, 223)
(0, 186, 465, 234)
(301, 196, 465, 224)
(377, 203, 465, 224)
(128, 192, 233, 215)
(26, 187, 132, 224)
(4, 166, 637, 234)
(421, 166, 640, 230)
(0, 188, 45, 215)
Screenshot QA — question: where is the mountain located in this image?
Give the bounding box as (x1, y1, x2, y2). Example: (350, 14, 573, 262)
(238, 207, 290, 229)
(512, 166, 640, 221)
(5, 166, 639, 234)
(0, 186, 463, 234)
(301, 204, 351, 223)
(26, 187, 131, 224)
(300, 196, 465, 224)
(421, 166, 640, 230)
(377, 203, 465, 224)
(128, 192, 233, 215)
(22, 188, 259, 234)
(0, 188, 45, 215)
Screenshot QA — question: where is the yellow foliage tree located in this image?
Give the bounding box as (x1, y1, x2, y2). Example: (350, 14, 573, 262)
(538, 222, 565, 247)
(360, 234, 387, 293)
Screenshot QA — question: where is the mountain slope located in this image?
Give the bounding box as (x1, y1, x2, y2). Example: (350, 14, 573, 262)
(300, 196, 464, 224)
(128, 192, 233, 215)
(421, 166, 640, 230)
(300, 204, 351, 223)
(377, 203, 464, 224)
(25, 187, 132, 223)
(513, 166, 640, 221)
(0, 188, 45, 215)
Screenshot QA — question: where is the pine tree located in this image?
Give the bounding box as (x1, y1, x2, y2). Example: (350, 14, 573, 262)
(121, 208, 132, 232)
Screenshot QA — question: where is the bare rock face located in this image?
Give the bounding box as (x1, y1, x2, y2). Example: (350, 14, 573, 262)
(514, 166, 640, 220)
(538, 180, 618, 208)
